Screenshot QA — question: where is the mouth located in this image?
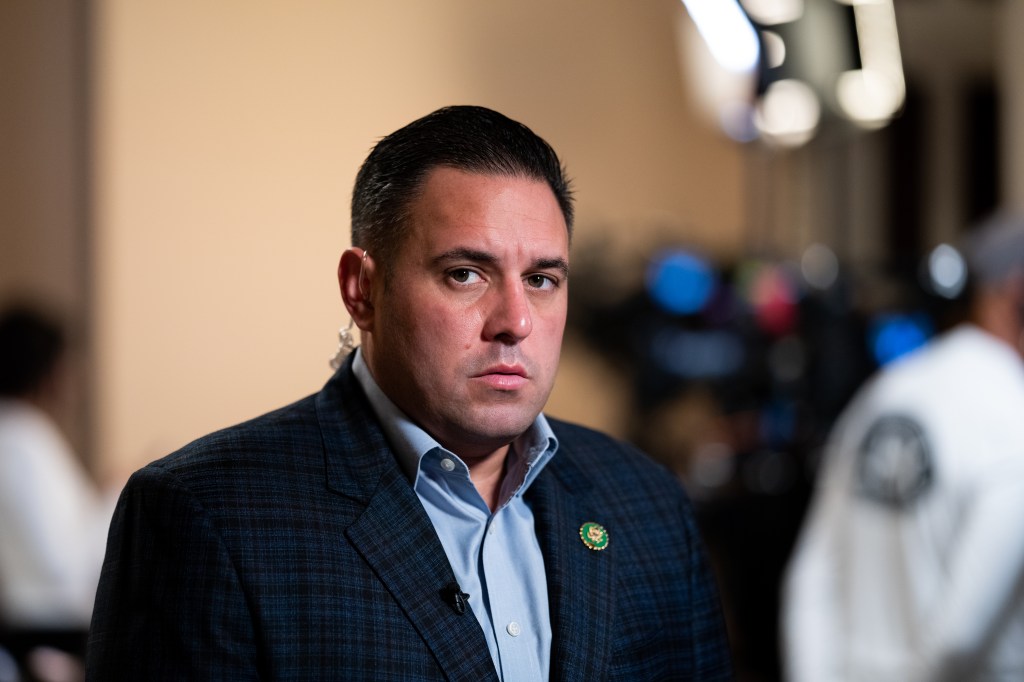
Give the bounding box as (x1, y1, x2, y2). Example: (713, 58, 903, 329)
(480, 364, 527, 377)
(473, 364, 529, 390)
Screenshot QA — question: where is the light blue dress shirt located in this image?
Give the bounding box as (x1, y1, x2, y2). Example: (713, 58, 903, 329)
(352, 350, 557, 681)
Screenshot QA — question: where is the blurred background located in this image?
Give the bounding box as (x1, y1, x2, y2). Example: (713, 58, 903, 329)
(0, 0, 1018, 679)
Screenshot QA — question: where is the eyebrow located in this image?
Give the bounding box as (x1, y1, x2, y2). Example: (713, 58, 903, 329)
(433, 248, 570, 279)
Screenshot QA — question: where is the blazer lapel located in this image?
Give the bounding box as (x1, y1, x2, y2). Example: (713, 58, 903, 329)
(315, 361, 499, 682)
(528, 452, 615, 682)
(346, 470, 499, 682)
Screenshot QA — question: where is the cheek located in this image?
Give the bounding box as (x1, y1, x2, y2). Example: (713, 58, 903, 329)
(410, 300, 482, 351)
(460, 309, 486, 348)
(532, 310, 567, 359)
(538, 301, 568, 335)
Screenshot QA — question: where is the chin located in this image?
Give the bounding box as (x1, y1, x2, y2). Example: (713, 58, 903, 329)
(462, 409, 539, 444)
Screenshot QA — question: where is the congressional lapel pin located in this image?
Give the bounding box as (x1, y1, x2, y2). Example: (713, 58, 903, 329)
(579, 522, 609, 551)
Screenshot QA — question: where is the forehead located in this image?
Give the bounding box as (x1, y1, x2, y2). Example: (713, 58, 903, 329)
(401, 167, 569, 256)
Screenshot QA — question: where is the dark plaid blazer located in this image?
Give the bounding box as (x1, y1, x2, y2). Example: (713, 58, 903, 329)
(86, 358, 732, 680)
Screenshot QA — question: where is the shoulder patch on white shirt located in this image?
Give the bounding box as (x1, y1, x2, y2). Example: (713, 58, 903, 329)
(856, 414, 933, 508)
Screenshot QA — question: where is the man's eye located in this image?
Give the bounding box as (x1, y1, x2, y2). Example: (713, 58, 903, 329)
(526, 274, 556, 290)
(449, 269, 480, 284)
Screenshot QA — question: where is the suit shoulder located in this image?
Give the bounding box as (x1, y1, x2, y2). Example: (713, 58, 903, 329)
(147, 393, 321, 475)
(545, 416, 681, 492)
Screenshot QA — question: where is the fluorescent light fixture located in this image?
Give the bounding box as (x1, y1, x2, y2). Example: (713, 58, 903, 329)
(761, 30, 787, 69)
(680, 0, 761, 73)
(754, 78, 821, 147)
(741, 0, 804, 26)
(836, 0, 905, 126)
(836, 68, 904, 127)
(675, 8, 759, 142)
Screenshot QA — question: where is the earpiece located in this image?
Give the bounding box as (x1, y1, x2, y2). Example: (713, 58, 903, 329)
(359, 251, 370, 299)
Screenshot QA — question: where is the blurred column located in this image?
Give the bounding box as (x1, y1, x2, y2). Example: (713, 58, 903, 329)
(0, 1, 89, 317)
(926, 79, 966, 246)
(0, 0, 92, 461)
(896, 0, 996, 245)
(1000, 0, 1024, 209)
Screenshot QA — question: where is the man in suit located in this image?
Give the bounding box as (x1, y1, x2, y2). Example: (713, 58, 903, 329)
(86, 105, 732, 680)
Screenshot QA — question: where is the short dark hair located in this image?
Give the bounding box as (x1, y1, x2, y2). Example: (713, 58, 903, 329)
(0, 305, 66, 398)
(350, 105, 574, 275)
(963, 209, 1024, 288)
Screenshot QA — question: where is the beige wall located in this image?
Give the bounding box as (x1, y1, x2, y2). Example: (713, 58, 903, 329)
(90, 0, 745, 473)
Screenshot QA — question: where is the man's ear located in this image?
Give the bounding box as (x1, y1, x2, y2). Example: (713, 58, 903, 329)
(338, 248, 376, 331)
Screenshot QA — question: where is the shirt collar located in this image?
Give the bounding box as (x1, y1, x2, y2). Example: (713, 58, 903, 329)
(351, 348, 558, 495)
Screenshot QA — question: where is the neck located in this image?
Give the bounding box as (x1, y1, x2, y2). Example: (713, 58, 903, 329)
(972, 286, 1024, 355)
(463, 444, 510, 513)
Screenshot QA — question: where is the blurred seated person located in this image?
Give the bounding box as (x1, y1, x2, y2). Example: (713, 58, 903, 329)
(0, 305, 116, 677)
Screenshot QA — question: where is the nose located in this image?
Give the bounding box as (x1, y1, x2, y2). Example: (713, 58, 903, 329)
(483, 280, 532, 344)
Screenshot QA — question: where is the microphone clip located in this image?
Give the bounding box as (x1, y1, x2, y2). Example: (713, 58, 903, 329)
(443, 582, 470, 616)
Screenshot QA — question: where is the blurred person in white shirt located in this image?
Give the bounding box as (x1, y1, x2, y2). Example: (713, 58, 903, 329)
(783, 210, 1024, 682)
(0, 305, 117, 679)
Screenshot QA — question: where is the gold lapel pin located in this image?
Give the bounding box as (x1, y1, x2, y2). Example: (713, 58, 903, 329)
(579, 522, 609, 551)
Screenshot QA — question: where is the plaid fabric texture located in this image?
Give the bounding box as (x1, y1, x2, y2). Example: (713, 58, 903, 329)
(86, 359, 733, 680)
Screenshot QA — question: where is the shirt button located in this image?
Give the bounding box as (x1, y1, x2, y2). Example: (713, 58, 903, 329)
(507, 621, 521, 637)
(440, 458, 456, 472)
